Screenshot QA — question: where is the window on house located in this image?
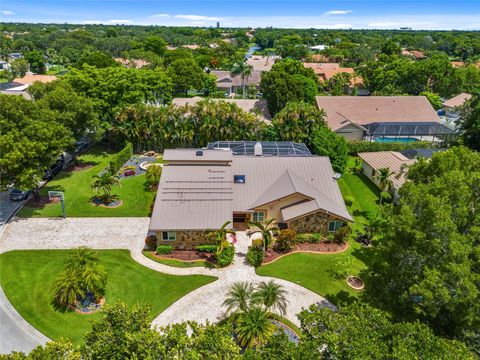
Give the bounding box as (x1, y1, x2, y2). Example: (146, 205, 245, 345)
(162, 231, 176, 241)
(234, 175, 246, 183)
(328, 221, 343, 232)
(253, 211, 265, 222)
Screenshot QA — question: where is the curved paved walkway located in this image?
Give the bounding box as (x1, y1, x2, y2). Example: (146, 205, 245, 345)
(0, 217, 334, 353)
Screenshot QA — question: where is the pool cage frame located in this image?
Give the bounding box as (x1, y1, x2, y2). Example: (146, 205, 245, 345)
(363, 122, 456, 142)
(206, 141, 312, 156)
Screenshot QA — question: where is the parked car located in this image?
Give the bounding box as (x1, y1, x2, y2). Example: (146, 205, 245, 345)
(9, 189, 32, 201)
(42, 161, 64, 180)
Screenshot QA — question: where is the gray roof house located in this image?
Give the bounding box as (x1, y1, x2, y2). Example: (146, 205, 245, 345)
(150, 142, 353, 249)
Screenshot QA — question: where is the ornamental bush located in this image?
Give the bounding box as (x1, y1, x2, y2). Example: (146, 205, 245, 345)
(109, 142, 133, 173)
(156, 245, 173, 255)
(145, 236, 157, 251)
(344, 196, 354, 208)
(195, 245, 217, 253)
(246, 246, 264, 267)
(215, 245, 234, 267)
(274, 229, 297, 252)
(380, 191, 392, 203)
(333, 225, 352, 245)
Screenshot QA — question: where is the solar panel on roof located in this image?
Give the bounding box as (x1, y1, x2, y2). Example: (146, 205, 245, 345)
(206, 141, 312, 156)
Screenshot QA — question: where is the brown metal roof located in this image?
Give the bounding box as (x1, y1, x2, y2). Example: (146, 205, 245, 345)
(357, 151, 415, 189)
(163, 149, 233, 162)
(316, 96, 440, 131)
(150, 149, 353, 231)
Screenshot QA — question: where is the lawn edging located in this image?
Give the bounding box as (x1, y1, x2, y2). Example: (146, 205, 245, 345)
(261, 242, 349, 266)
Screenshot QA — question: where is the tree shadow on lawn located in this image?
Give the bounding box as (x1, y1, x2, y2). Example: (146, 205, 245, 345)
(326, 290, 360, 307)
(51, 298, 76, 314)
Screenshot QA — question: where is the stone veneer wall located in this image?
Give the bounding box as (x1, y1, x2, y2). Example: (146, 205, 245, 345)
(288, 211, 341, 234)
(156, 231, 213, 250)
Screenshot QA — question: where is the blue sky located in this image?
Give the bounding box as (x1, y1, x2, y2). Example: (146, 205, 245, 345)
(1, 1, 479, 30)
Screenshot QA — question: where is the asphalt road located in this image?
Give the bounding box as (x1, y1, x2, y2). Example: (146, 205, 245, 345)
(0, 191, 26, 229)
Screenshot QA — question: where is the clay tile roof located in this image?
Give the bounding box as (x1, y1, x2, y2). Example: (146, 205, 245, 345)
(443, 93, 472, 108)
(13, 74, 57, 85)
(315, 96, 440, 131)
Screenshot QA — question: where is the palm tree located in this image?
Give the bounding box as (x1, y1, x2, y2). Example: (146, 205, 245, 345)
(52, 269, 84, 306)
(374, 167, 394, 205)
(91, 171, 121, 203)
(247, 218, 278, 254)
(235, 307, 275, 348)
(65, 247, 99, 270)
(222, 281, 255, 316)
(253, 280, 289, 316)
(81, 263, 107, 296)
(212, 221, 236, 255)
(231, 61, 253, 99)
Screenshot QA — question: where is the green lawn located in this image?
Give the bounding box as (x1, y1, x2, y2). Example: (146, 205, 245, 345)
(256, 157, 380, 305)
(142, 250, 209, 268)
(0, 250, 216, 344)
(17, 147, 156, 217)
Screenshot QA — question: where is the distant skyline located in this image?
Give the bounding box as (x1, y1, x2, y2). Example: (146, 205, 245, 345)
(1, 0, 480, 30)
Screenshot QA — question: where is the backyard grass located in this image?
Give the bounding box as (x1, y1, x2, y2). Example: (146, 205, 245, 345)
(0, 250, 216, 344)
(256, 157, 380, 305)
(17, 147, 156, 217)
(142, 250, 209, 268)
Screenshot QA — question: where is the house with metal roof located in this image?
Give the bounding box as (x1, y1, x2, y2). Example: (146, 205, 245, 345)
(149, 142, 353, 249)
(315, 96, 454, 142)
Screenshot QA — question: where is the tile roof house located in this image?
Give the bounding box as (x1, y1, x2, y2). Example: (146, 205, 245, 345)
(13, 73, 57, 85)
(443, 92, 472, 113)
(303, 63, 363, 85)
(149, 142, 352, 249)
(401, 50, 426, 60)
(246, 55, 280, 72)
(357, 151, 415, 203)
(114, 58, 149, 68)
(210, 70, 263, 95)
(315, 96, 450, 141)
(172, 97, 271, 123)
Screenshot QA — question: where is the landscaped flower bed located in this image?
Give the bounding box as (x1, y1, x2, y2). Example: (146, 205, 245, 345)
(147, 249, 216, 263)
(263, 241, 348, 264)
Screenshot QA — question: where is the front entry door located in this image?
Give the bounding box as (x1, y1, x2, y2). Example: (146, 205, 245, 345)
(233, 213, 248, 231)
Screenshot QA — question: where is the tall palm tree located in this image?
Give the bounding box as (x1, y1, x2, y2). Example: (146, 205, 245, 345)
(374, 167, 394, 205)
(52, 269, 84, 306)
(247, 218, 278, 254)
(91, 171, 121, 203)
(81, 263, 107, 295)
(223, 281, 255, 316)
(235, 307, 275, 348)
(212, 221, 236, 255)
(231, 61, 253, 99)
(253, 280, 289, 316)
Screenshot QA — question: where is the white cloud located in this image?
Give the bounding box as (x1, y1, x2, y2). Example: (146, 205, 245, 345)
(174, 14, 222, 21)
(325, 10, 352, 16)
(2, 10, 14, 15)
(107, 19, 132, 24)
(151, 13, 170, 18)
(314, 23, 353, 29)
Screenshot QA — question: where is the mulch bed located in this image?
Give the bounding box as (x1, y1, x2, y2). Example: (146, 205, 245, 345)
(68, 162, 94, 172)
(25, 195, 56, 208)
(347, 276, 364, 290)
(149, 250, 215, 263)
(263, 241, 348, 263)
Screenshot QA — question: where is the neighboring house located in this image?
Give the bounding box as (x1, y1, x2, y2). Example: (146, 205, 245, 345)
(182, 44, 200, 50)
(210, 70, 263, 95)
(0, 81, 31, 99)
(303, 62, 366, 94)
(451, 61, 465, 68)
(309, 44, 328, 51)
(358, 151, 415, 204)
(149, 141, 353, 249)
(400, 148, 446, 160)
(13, 73, 57, 85)
(172, 97, 271, 123)
(401, 50, 426, 60)
(0, 60, 11, 71)
(442, 92, 472, 118)
(246, 55, 280, 72)
(8, 52, 22, 61)
(114, 58, 149, 68)
(315, 96, 452, 142)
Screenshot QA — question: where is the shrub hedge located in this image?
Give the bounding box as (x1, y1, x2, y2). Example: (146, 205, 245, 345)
(156, 245, 173, 255)
(246, 246, 264, 267)
(347, 140, 433, 155)
(296, 233, 321, 243)
(195, 245, 217, 253)
(274, 229, 297, 252)
(109, 142, 133, 173)
(215, 245, 234, 267)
